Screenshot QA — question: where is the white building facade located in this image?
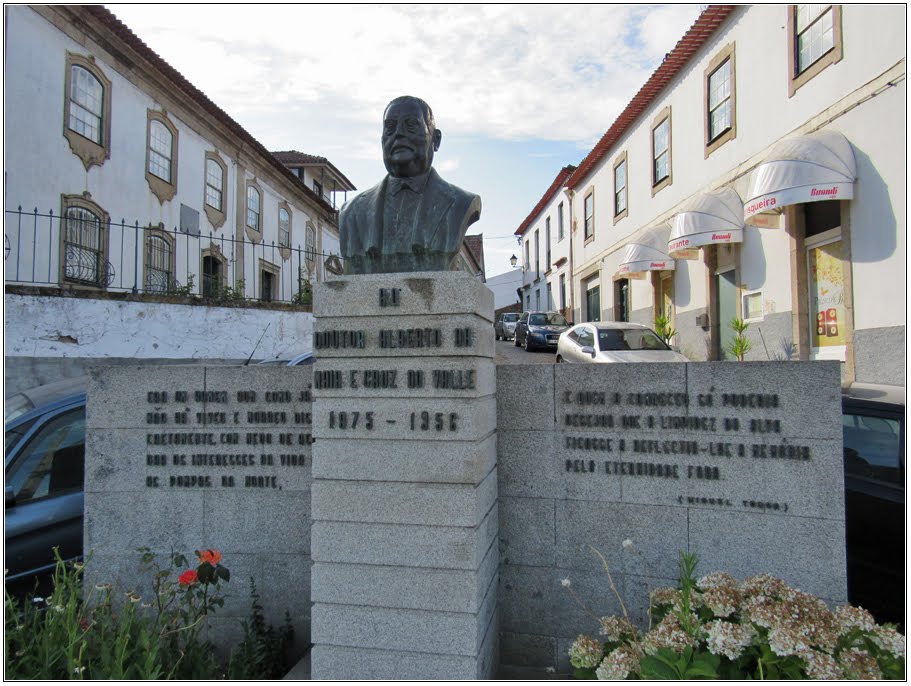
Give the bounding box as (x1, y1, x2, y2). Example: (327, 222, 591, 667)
(539, 4, 904, 384)
(515, 166, 577, 320)
(4, 5, 357, 389)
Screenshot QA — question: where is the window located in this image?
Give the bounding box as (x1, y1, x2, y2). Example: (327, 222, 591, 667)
(144, 228, 175, 293)
(203, 153, 227, 229)
(63, 53, 111, 169)
(69, 66, 103, 144)
(61, 194, 108, 287)
(742, 291, 763, 322)
(557, 203, 565, 241)
(651, 107, 672, 193)
(788, 5, 843, 96)
(535, 288, 541, 310)
(534, 229, 540, 278)
(278, 206, 291, 249)
(305, 221, 317, 268)
(313, 180, 323, 200)
(524, 239, 530, 272)
(559, 274, 566, 311)
(584, 191, 594, 242)
(246, 182, 262, 235)
(547, 282, 553, 310)
(6, 409, 85, 505)
(545, 218, 551, 270)
(843, 411, 902, 485)
(145, 111, 178, 202)
(525, 294, 530, 310)
(705, 44, 737, 155)
(613, 153, 628, 221)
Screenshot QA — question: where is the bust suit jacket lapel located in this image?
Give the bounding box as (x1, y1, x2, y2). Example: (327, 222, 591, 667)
(417, 169, 455, 251)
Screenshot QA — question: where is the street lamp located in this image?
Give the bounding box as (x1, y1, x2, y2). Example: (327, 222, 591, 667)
(509, 254, 519, 268)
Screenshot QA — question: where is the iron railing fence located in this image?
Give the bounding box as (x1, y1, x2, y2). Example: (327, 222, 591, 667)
(4, 207, 345, 305)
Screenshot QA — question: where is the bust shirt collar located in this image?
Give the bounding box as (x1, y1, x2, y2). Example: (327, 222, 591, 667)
(387, 169, 431, 195)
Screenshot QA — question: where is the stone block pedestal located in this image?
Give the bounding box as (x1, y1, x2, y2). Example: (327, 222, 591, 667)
(310, 272, 498, 679)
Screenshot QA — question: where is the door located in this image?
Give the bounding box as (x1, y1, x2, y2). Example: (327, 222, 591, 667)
(807, 234, 847, 361)
(585, 285, 601, 322)
(716, 269, 737, 359)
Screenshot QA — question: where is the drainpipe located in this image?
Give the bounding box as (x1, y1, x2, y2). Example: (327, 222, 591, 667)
(562, 186, 575, 322)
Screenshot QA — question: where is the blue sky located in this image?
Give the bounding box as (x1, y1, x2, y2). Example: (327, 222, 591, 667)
(106, 4, 703, 277)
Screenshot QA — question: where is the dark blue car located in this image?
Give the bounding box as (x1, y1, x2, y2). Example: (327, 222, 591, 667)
(5, 378, 87, 596)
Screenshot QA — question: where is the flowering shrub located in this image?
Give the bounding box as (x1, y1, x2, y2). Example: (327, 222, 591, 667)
(567, 549, 905, 680)
(5, 547, 234, 680)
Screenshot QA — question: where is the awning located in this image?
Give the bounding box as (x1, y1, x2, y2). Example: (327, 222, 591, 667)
(616, 225, 674, 279)
(668, 187, 744, 259)
(744, 130, 856, 223)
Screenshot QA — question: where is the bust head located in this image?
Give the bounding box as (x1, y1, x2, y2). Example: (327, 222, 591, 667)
(381, 95, 442, 178)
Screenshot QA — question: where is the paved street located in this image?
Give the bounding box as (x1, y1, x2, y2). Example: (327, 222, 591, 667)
(493, 337, 557, 364)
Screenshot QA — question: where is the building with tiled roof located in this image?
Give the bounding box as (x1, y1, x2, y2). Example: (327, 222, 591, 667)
(514, 165, 576, 319)
(512, 4, 905, 387)
(271, 151, 357, 209)
(4, 5, 357, 389)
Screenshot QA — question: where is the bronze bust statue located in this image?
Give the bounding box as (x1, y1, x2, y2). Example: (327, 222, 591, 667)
(339, 96, 481, 274)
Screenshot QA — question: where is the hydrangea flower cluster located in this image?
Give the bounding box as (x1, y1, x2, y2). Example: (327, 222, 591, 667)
(565, 552, 905, 680)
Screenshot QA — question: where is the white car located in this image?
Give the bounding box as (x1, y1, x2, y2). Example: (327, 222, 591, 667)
(555, 322, 688, 363)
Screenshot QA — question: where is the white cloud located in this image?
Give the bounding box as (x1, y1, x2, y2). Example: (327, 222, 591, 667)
(107, 4, 702, 147)
(437, 157, 460, 173)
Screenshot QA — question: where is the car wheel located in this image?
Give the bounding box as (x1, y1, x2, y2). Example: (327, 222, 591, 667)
(523, 336, 532, 352)
(514, 334, 520, 347)
(495, 332, 500, 341)
(556, 355, 563, 363)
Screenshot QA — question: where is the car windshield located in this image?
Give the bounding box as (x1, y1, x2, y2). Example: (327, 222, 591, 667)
(503, 314, 519, 322)
(529, 313, 568, 326)
(597, 328, 670, 351)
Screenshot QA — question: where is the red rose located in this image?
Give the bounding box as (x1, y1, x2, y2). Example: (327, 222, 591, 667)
(178, 569, 198, 585)
(198, 549, 222, 566)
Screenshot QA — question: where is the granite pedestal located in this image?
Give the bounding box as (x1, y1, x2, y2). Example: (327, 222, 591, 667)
(310, 271, 498, 680)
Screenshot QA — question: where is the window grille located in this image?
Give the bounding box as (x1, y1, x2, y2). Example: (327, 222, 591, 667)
(64, 207, 103, 285)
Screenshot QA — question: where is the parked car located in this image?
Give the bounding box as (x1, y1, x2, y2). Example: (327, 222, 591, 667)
(494, 312, 520, 341)
(841, 382, 904, 631)
(5, 378, 87, 597)
(514, 311, 571, 351)
(256, 352, 315, 366)
(555, 322, 688, 363)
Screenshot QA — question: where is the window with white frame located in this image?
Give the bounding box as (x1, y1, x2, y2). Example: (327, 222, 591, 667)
(63, 53, 111, 169)
(545, 218, 551, 270)
(788, 5, 843, 95)
(148, 120, 173, 182)
(246, 185, 261, 232)
(146, 111, 178, 202)
(305, 221, 316, 268)
(742, 291, 763, 322)
(652, 117, 670, 186)
(584, 191, 594, 241)
(205, 158, 224, 211)
(279, 207, 291, 248)
(708, 60, 732, 140)
(69, 65, 103, 144)
(613, 154, 627, 219)
(557, 202, 565, 241)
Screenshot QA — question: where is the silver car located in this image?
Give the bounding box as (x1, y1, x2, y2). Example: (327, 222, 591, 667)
(494, 313, 520, 341)
(555, 322, 688, 363)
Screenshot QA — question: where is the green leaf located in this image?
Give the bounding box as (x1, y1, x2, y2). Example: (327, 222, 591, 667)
(641, 654, 680, 680)
(216, 564, 230, 582)
(196, 562, 216, 584)
(572, 666, 597, 680)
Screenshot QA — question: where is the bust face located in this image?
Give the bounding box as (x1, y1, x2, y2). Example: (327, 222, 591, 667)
(381, 100, 440, 178)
